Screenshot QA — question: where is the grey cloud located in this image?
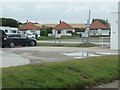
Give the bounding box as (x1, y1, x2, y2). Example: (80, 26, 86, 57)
(1, 2, 118, 23)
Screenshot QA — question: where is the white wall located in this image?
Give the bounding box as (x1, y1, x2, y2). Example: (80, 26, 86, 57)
(90, 30, 97, 36)
(36, 30, 40, 37)
(52, 29, 75, 36)
(101, 30, 110, 35)
(90, 29, 109, 36)
(20, 30, 40, 38)
(110, 12, 119, 50)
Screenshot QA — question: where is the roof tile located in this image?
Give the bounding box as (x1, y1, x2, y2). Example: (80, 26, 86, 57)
(90, 20, 109, 29)
(54, 22, 74, 30)
(19, 22, 40, 30)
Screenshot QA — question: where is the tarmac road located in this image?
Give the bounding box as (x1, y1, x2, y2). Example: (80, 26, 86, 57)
(2, 46, 118, 65)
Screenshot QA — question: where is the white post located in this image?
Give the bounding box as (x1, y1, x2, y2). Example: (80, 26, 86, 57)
(102, 37, 103, 47)
(110, 12, 119, 50)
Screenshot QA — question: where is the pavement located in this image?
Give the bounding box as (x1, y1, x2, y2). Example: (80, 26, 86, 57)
(37, 40, 110, 46)
(0, 48, 30, 68)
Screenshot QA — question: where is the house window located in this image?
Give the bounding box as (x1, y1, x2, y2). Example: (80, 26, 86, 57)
(58, 30, 61, 34)
(31, 30, 36, 34)
(66, 31, 72, 33)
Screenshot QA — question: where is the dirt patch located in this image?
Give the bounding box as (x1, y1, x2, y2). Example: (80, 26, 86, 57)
(94, 80, 119, 88)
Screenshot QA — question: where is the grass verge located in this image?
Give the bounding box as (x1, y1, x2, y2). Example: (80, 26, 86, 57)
(36, 36, 75, 40)
(37, 43, 97, 47)
(2, 55, 118, 88)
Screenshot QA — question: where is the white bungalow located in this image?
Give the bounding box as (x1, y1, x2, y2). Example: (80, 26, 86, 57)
(19, 22, 40, 38)
(89, 20, 110, 36)
(52, 21, 75, 37)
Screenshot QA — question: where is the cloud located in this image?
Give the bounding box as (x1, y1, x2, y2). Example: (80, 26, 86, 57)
(1, 0, 119, 2)
(1, 2, 118, 23)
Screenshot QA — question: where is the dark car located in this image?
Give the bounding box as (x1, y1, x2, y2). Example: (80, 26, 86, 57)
(0, 30, 37, 48)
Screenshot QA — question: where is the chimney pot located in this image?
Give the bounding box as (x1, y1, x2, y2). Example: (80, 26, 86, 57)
(59, 20, 62, 24)
(27, 20, 28, 23)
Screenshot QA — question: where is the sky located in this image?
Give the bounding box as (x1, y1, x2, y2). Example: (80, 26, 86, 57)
(0, 0, 119, 24)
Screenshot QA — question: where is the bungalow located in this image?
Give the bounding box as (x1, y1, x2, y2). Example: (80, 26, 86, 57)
(0, 26, 19, 34)
(35, 23, 86, 29)
(35, 22, 86, 36)
(19, 22, 40, 38)
(89, 20, 110, 36)
(52, 21, 75, 37)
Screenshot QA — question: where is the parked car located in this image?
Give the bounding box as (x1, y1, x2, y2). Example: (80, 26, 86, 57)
(0, 30, 37, 48)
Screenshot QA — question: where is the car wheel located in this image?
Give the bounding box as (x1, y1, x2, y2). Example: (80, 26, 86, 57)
(2, 45, 5, 48)
(22, 45, 26, 47)
(9, 42, 15, 48)
(30, 41, 36, 46)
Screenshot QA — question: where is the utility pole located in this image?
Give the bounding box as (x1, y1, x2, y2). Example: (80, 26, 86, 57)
(87, 10, 91, 45)
(55, 30, 56, 44)
(35, 19, 38, 23)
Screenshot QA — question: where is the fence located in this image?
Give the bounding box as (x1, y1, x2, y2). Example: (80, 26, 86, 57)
(99, 37, 110, 47)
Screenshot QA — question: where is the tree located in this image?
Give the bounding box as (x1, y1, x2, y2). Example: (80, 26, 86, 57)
(0, 18, 21, 27)
(40, 25, 53, 36)
(40, 30, 46, 36)
(47, 27, 52, 34)
(40, 25, 47, 36)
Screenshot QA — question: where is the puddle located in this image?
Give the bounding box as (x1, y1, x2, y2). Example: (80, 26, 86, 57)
(63, 51, 113, 59)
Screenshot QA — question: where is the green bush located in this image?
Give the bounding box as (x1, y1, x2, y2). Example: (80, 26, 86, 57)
(72, 32, 78, 36)
(40, 30, 46, 36)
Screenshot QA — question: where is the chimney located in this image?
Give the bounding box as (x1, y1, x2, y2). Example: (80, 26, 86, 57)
(59, 20, 62, 24)
(26, 20, 28, 23)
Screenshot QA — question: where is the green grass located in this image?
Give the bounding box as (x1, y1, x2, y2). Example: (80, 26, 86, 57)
(37, 36, 75, 40)
(37, 36, 110, 42)
(37, 43, 97, 47)
(2, 55, 118, 88)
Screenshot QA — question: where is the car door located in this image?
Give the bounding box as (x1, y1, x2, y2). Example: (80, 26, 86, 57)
(7, 35, 19, 45)
(13, 35, 22, 45)
(19, 35, 29, 45)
